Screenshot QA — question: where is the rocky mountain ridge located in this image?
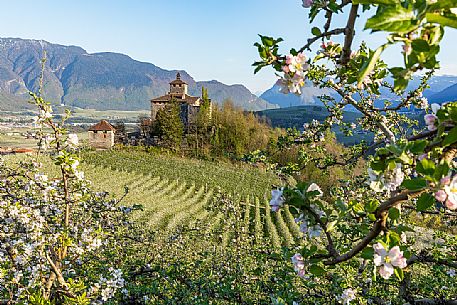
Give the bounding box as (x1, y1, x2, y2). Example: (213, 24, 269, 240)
(0, 37, 277, 111)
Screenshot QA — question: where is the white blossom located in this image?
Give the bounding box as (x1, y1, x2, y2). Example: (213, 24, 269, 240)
(373, 243, 407, 279)
(338, 288, 356, 304)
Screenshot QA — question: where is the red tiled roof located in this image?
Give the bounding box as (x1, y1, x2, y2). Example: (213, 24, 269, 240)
(88, 120, 116, 132)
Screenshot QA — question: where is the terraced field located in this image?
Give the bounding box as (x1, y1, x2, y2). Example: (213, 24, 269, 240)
(80, 149, 279, 198)
(84, 164, 302, 247)
(5, 154, 302, 248)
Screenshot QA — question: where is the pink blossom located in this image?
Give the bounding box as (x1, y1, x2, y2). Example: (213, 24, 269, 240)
(373, 243, 407, 279)
(339, 288, 356, 304)
(302, 0, 313, 8)
(435, 190, 447, 202)
(431, 103, 441, 114)
(445, 198, 457, 210)
(402, 44, 412, 55)
(321, 41, 335, 50)
(285, 54, 295, 65)
(441, 175, 451, 186)
(424, 114, 436, 125)
(424, 114, 437, 131)
(443, 175, 457, 210)
(418, 153, 428, 161)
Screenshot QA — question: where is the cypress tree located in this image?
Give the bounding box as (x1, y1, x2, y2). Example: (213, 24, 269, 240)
(155, 99, 184, 151)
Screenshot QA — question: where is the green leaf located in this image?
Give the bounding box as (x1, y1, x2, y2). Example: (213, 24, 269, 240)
(326, 220, 337, 232)
(311, 27, 322, 36)
(394, 267, 404, 281)
(409, 140, 427, 154)
(389, 207, 400, 220)
(388, 231, 401, 247)
(309, 264, 326, 276)
(427, 12, 457, 29)
(327, 1, 341, 12)
(428, 0, 457, 10)
(401, 178, 427, 190)
(416, 192, 435, 212)
(352, 202, 365, 215)
(416, 158, 435, 176)
(361, 247, 374, 259)
(365, 6, 418, 33)
(398, 152, 413, 165)
(411, 39, 430, 52)
(434, 162, 450, 181)
(442, 126, 457, 146)
(357, 44, 388, 86)
(365, 199, 378, 213)
(260, 35, 274, 47)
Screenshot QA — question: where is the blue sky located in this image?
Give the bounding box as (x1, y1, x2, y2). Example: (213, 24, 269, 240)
(1, 0, 456, 93)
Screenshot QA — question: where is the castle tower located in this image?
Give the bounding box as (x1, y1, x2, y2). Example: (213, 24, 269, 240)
(169, 72, 188, 97)
(88, 120, 116, 149)
(150, 72, 211, 127)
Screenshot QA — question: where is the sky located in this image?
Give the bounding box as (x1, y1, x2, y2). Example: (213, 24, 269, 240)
(1, 0, 456, 93)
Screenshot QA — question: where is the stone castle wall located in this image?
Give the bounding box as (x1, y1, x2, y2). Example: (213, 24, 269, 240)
(151, 103, 166, 121)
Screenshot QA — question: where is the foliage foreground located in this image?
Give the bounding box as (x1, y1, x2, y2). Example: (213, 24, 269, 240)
(252, 0, 457, 304)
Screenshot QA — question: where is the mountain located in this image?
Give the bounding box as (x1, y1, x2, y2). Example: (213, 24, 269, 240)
(0, 37, 277, 111)
(260, 75, 457, 108)
(429, 83, 457, 104)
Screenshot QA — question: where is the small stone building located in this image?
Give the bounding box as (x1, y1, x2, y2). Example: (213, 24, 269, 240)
(150, 72, 211, 127)
(88, 120, 116, 149)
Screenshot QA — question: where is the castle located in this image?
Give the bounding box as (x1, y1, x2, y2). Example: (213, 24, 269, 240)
(150, 73, 210, 127)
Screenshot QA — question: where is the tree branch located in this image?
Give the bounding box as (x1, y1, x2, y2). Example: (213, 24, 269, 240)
(298, 28, 346, 53)
(341, 4, 359, 65)
(320, 190, 423, 265)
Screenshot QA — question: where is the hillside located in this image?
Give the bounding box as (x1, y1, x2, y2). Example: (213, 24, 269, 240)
(260, 76, 457, 108)
(257, 105, 426, 145)
(0, 37, 277, 111)
(257, 105, 361, 129)
(429, 83, 457, 103)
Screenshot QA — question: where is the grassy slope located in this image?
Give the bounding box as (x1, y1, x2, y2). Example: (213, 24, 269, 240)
(81, 149, 279, 198)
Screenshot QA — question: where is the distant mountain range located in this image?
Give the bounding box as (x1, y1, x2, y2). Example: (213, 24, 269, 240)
(0, 37, 277, 112)
(2, 37, 456, 114)
(260, 75, 457, 108)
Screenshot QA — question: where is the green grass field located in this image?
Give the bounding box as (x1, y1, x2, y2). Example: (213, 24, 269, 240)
(80, 149, 280, 199)
(0, 129, 89, 149)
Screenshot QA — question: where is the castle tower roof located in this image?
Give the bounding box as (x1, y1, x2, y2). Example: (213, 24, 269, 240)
(88, 120, 116, 132)
(170, 72, 187, 85)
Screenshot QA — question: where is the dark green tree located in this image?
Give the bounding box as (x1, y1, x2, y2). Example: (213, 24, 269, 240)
(155, 99, 184, 150)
